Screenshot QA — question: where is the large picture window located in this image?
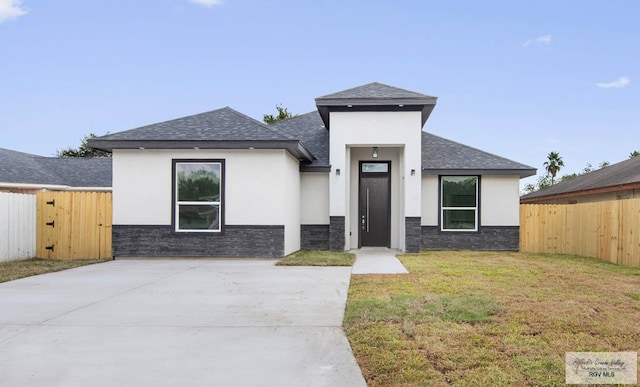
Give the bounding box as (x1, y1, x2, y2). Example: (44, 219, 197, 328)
(173, 160, 223, 232)
(441, 176, 478, 231)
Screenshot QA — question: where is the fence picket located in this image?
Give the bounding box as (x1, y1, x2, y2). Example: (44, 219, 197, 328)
(0, 192, 37, 261)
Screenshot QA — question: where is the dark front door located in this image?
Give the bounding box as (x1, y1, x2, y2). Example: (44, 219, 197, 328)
(359, 161, 391, 247)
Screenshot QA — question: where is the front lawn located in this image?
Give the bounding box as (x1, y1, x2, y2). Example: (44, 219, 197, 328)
(0, 258, 111, 283)
(276, 250, 356, 266)
(344, 251, 640, 386)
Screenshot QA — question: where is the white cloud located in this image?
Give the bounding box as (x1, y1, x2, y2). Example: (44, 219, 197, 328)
(189, 0, 223, 7)
(523, 35, 553, 47)
(596, 77, 630, 89)
(0, 0, 28, 23)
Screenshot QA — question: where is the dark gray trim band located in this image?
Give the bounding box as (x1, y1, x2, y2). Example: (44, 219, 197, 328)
(421, 225, 519, 251)
(112, 224, 285, 258)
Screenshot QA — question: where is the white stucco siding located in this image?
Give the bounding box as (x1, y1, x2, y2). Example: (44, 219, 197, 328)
(421, 175, 439, 226)
(329, 111, 423, 217)
(283, 153, 301, 255)
(480, 175, 520, 226)
(112, 149, 298, 227)
(300, 173, 329, 224)
(112, 149, 172, 225)
(225, 150, 290, 225)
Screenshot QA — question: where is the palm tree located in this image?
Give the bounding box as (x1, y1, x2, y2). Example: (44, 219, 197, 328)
(543, 151, 564, 185)
(629, 150, 640, 158)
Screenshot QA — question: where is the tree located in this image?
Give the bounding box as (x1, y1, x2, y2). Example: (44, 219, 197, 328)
(542, 151, 564, 185)
(598, 160, 610, 169)
(57, 133, 111, 157)
(630, 150, 640, 158)
(263, 104, 294, 124)
(523, 175, 552, 194)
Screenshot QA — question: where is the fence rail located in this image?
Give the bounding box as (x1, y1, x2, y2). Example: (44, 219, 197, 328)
(520, 198, 640, 268)
(0, 192, 37, 261)
(36, 191, 112, 260)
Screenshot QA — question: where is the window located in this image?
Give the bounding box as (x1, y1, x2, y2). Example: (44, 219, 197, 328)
(362, 163, 389, 173)
(173, 160, 223, 232)
(441, 176, 478, 231)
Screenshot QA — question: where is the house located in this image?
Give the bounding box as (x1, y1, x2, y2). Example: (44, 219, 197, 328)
(89, 82, 535, 258)
(520, 156, 640, 204)
(0, 147, 112, 193)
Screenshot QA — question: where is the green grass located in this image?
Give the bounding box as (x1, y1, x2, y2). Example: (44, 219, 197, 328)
(344, 251, 640, 386)
(276, 249, 355, 266)
(0, 258, 111, 283)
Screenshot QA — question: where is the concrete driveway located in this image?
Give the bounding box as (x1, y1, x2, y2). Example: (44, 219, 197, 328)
(0, 260, 366, 387)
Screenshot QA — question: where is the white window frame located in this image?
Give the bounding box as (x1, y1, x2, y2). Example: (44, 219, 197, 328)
(440, 176, 478, 232)
(174, 160, 223, 233)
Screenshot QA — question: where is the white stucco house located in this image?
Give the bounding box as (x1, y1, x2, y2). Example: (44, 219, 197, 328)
(89, 83, 535, 258)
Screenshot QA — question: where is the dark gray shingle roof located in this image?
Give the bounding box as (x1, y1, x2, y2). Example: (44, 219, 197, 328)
(95, 107, 293, 142)
(266, 113, 536, 176)
(0, 148, 112, 187)
(89, 107, 314, 162)
(269, 111, 329, 170)
(521, 156, 640, 200)
(315, 82, 438, 129)
(422, 132, 536, 177)
(316, 82, 436, 100)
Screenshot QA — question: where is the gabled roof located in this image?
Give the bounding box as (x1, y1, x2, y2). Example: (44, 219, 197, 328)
(521, 156, 640, 202)
(315, 82, 437, 129)
(0, 147, 112, 187)
(89, 107, 314, 162)
(317, 82, 436, 100)
(421, 132, 536, 177)
(269, 111, 329, 171)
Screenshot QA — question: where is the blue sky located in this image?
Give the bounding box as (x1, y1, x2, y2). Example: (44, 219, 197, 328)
(1, 0, 638, 189)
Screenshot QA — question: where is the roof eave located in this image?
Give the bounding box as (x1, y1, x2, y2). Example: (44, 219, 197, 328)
(315, 97, 437, 106)
(300, 165, 331, 173)
(315, 97, 438, 130)
(88, 139, 315, 163)
(422, 168, 537, 178)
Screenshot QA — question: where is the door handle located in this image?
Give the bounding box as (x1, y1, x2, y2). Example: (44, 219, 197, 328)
(366, 189, 370, 232)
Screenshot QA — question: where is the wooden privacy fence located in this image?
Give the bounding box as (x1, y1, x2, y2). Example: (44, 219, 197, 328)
(36, 191, 112, 260)
(0, 192, 36, 261)
(520, 198, 640, 268)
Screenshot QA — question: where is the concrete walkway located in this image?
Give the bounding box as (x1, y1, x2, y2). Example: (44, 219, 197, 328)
(351, 248, 409, 274)
(0, 260, 366, 387)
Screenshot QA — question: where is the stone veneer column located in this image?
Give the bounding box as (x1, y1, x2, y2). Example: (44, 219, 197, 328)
(404, 217, 421, 253)
(329, 216, 345, 251)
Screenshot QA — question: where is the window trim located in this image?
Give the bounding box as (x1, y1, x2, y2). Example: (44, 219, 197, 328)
(172, 159, 225, 233)
(439, 175, 479, 232)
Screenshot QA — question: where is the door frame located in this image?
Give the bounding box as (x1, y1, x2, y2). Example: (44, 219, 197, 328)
(358, 160, 391, 248)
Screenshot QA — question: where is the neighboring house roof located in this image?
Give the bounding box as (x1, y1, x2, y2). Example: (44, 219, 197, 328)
(89, 107, 314, 162)
(269, 111, 329, 171)
(0, 147, 112, 187)
(315, 82, 438, 128)
(421, 132, 536, 177)
(521, 156, 640, 203)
